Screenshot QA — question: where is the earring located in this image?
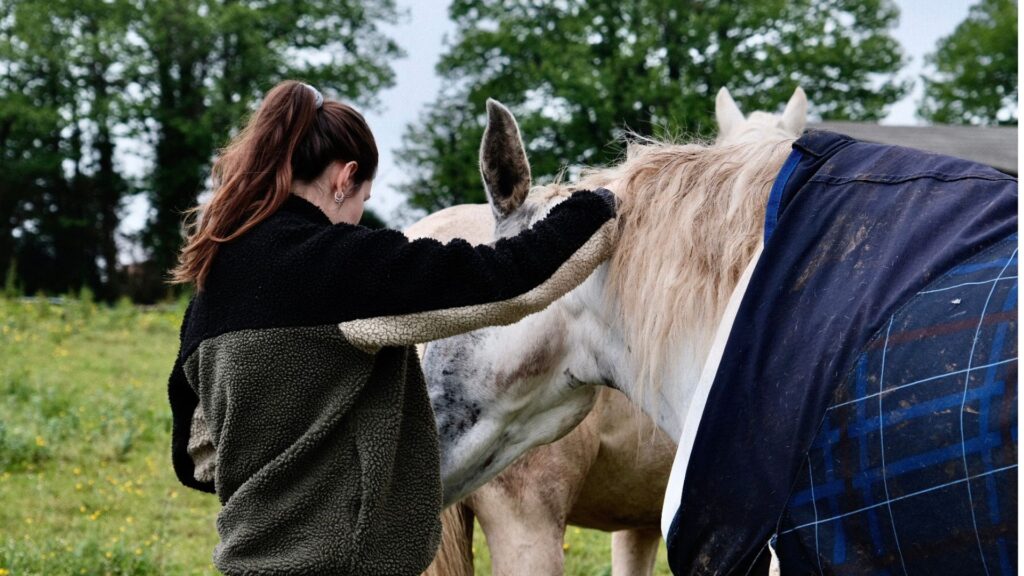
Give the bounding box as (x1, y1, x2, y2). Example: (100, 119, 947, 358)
(333, 189, 346, 205)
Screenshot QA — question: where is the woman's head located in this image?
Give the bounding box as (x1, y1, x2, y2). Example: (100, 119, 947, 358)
(171, 80, 378, 290)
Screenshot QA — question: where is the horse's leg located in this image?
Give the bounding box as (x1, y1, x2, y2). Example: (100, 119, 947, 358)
(475, 498, 567, 576)
(421, 501, 475, 576)
(611, 527, 661, 576)
(469, 424, 598, 576)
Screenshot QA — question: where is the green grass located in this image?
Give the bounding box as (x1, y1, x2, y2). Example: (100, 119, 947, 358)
(0, 296, 671, 575)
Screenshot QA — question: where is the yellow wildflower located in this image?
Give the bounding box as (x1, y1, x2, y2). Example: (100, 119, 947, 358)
(0, 568, 9, 575)
(105, 551, 113, 559)
(73, 467, 81, 475)
(35, 436, 46, 447)
(563, 542, 570, 551)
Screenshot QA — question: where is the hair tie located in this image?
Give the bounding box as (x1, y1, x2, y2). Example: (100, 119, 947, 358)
(302, 83, 323, 109)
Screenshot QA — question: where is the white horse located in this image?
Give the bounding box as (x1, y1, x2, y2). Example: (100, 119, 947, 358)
(419, 88, 806, 571)
(423, 87, 807, 504)
(406, 206, 675, 576)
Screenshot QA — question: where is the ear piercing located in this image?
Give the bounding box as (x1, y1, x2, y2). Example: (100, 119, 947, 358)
(315, 180, 352, 206)
(333, 185, 358, 205)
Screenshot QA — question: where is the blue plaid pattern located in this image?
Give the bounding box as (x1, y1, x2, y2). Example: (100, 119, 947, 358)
(775, 236, 1018, 575)
(666, 131, 1018, 576)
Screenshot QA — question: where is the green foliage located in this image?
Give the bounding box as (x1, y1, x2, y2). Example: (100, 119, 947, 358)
(0, 1, 404, 300)
(3, 259, 19, 298)
(398, 0, 909, 210)
(0, 0, 135, 299)
(359, 206, 389, 229)
(919, 0, 1018, 125)
(398, 91, 486, 213)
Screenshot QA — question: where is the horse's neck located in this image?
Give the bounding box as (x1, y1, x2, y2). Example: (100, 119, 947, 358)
(596, 140, 792, 442)
(601, 285, 735, 443)
(569, 267, 725, 442)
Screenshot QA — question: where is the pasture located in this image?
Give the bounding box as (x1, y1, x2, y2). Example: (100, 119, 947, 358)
(0, 296, 671, 575)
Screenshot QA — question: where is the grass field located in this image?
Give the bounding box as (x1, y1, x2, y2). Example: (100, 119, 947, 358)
(0, 296, 672, 575)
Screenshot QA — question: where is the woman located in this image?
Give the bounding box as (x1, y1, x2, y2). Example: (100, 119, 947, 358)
(166, 80, 618, 575)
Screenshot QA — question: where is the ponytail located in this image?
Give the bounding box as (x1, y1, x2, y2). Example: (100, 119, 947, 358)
(170, 80, 378, 290)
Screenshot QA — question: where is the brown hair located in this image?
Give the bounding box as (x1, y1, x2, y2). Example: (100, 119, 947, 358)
(170, 80, 378, 290)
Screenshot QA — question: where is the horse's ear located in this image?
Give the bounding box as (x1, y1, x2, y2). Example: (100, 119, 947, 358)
(781, 87, 808, 136)
(715, 87, 745, 138)
(480, 99, 532, 220)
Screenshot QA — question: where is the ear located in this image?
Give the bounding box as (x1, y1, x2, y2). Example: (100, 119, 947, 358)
(715, 87, 745, 138)
(479, 99, 532, 220)
(332, 160, 359, 191)
(780, 87, 808, 136)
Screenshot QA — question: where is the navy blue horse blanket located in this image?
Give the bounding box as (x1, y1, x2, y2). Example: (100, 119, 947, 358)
(665, 131, 1018, 575)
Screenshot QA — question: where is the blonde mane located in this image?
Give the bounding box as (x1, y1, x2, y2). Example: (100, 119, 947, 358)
(571, 135, 795, 406)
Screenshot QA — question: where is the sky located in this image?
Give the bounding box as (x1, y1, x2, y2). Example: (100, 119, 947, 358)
(119, 0, 974, 247)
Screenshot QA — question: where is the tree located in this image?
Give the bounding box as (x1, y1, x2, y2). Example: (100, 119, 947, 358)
(397, 87, 486, 214)
(0, 0, 134, 298)
(398, 0, 909, 210)
(134, 0, 405, 283)
(0, 0, 404, 300)
(919, 0, 1017, 125)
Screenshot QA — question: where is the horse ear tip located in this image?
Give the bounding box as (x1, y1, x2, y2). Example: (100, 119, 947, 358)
(486, 98, 507, 114)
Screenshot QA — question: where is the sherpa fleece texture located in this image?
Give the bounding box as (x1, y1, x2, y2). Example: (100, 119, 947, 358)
(168, 191, 616, 575)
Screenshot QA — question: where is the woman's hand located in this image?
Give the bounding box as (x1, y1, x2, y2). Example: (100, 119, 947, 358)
(572, 187, 618, 215)
(590, 187, 619, 212)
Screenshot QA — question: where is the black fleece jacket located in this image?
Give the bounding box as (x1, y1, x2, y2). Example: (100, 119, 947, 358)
(167, 190, 616, 574)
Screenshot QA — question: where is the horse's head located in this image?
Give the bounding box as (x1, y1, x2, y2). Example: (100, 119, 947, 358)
(425, 94, 801, 505)
(424, 100, 622, 504)
(715, 86, 807, 144)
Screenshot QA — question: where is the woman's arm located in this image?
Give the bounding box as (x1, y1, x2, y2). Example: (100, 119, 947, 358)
(168, 298, 217, 494)
(317, 189, 617, 351)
